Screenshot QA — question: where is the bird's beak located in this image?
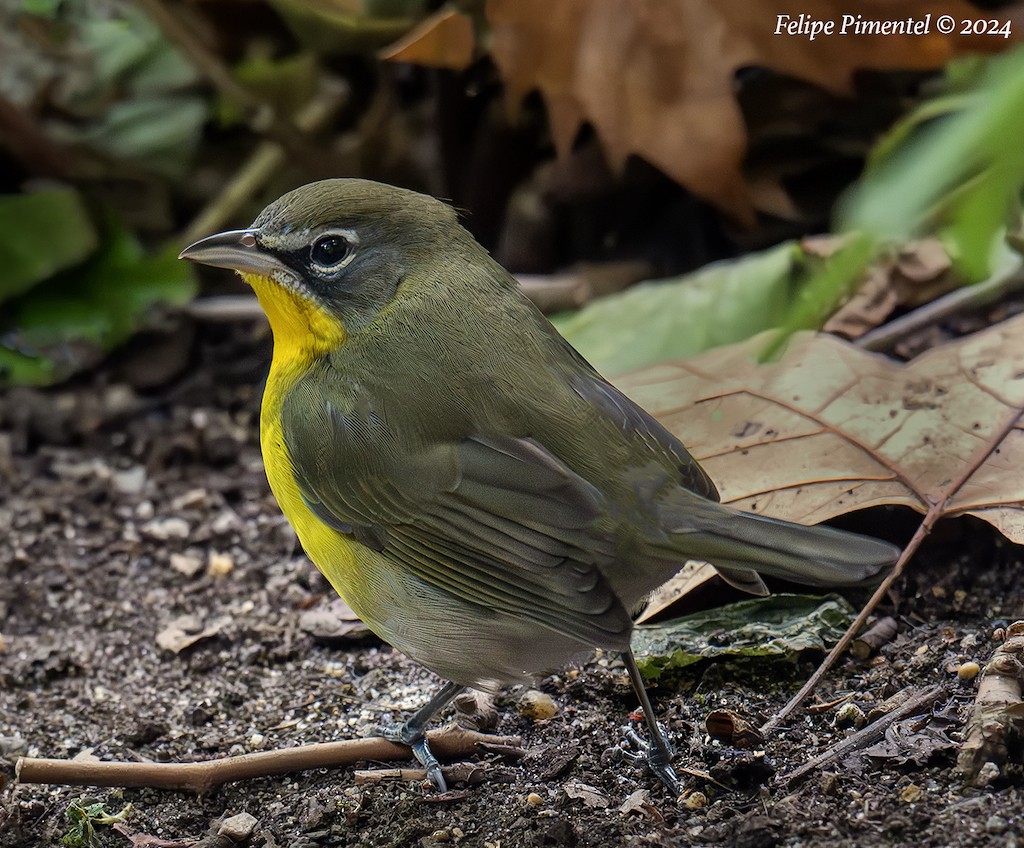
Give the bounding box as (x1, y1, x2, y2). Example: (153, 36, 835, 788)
(178, 230, 288, 278)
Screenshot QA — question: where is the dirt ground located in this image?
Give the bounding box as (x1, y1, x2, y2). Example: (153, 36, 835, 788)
(1, 325, 1022, 848)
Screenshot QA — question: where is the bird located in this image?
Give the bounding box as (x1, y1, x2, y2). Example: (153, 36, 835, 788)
(179, 179, 898, 795)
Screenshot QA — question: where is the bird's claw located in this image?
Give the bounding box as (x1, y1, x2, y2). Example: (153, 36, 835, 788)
(619, 723, 680, 796)
(380, 722, 448, 792)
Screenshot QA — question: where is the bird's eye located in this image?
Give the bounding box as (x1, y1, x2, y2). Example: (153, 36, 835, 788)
(310, 234, 353, 269)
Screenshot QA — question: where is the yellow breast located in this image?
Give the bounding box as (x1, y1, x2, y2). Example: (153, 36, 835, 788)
(244, 272, 361, 599)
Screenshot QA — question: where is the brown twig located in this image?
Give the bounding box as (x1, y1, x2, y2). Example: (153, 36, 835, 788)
(781, 683, 946, 788)
(183, 262, 630, 320)
(806, 693, 855, 715)
(958, 620, 1024, 786)
(353, 761, 491, 785)
(517, 261, 653, 314)
(16, 726, 521, 794)
(761, 398, 1024, 736)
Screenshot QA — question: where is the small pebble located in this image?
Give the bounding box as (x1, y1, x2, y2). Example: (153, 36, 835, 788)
(142, 517, 190, 541)
(170, 553, 204, 577)
(431, 830, 451, 842)
(977, 761, 1000, 786)
(834, 702, 865, 728)
(207, 551, 235, 576)
(172, 488, 209, 510)
(218, 812, 258, 841)
(526, 792, 544, 806)
(683, 791, 707, 810)
(899, 783, 923, 803)
(957, 661, 981, 681)
(211, 509, 241, 535)
(986, 815, 1008, 834)
(517, 690, 557, 721)
(248, 733, 265, 750)
(112, 465, 146, 495)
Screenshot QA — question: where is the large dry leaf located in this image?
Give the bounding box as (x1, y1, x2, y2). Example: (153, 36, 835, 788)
(615, 313, 1024, 543)
(487, 0, 1019, 219)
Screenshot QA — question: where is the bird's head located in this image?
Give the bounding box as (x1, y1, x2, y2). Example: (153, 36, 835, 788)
(179, 179, 466, 349)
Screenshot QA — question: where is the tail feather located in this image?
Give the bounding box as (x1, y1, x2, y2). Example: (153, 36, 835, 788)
(661, 496, 899, 593)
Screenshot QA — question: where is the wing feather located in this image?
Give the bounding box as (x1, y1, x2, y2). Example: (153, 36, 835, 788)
(282, 394, 633, 649)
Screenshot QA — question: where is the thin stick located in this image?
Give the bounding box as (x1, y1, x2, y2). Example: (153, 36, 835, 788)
(781, 683, 946, 788)
(761, 399, 1024, 735)
(353, 761, 490, 785)
(856, 263, 1024, 352)
(16, 727, 521, 794)
(760, 531, 922, 735)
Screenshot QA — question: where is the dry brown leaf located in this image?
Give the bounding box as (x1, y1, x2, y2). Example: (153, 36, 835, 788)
(155, 615, 226, 654)
(380, 8, 476, 69)
(820, 238, 958, 339)
(616, 312, 1024, 543)
(487, 0, 1018, 220)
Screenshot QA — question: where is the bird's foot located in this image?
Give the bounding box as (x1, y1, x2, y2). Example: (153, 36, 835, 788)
(619, 725, 680, 796)
(380, 721, 447, 792)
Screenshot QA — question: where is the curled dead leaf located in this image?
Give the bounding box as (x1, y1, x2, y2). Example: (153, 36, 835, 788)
(155, 615, 226, 654)
(821, 238, 959, 340)
(705, 709, 765, 749)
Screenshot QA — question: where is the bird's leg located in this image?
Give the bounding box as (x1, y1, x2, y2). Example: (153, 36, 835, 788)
(380, 680, 465, 791)
(620, 648, 680, 796)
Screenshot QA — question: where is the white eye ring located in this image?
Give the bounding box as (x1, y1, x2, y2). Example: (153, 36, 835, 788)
(310, 229, 358, 273)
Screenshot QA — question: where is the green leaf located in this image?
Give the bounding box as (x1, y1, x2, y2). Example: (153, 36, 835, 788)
(632, 595, 854, 684)
(551, 242, 802, 376)
(0, 347, 57, 386)
(0, 191, 99, 303)
(21, 0, 63, 16)
(760, 232, 876, 360)
(68, 95, 207, 179)
(270, 0, 427, 54)
(78, 6, 198, 95)
(61, 798, 131, 848)
(842, 47, 1024, 281)
(769, 48, 1024, 353)
(53, 4, 206, 178)
(1, 226, 197, 387)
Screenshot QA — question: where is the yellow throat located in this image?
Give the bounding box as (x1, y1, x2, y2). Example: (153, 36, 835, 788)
(241, 272, 359, 592)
